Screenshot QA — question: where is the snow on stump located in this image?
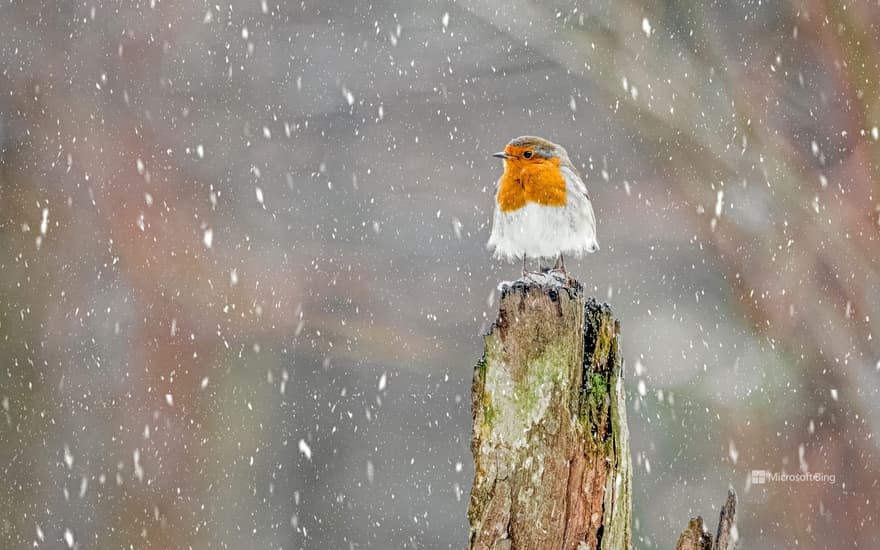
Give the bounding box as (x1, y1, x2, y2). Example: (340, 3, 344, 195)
(468, 272, 631, 550)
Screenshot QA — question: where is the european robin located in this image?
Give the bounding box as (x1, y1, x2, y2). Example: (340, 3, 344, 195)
(487, 136, 599, 275)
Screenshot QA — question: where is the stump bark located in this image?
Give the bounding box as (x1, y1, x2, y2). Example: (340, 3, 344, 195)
(468, 273, 631, 550)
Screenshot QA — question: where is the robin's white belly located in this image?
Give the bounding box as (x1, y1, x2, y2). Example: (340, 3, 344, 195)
(487, 199, 598, 261)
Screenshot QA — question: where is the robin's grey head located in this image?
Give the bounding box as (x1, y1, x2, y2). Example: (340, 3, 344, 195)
(492, 136, 573, 169)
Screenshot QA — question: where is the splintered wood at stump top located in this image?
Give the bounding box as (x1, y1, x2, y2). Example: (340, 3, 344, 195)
(469, 273, 631, 550)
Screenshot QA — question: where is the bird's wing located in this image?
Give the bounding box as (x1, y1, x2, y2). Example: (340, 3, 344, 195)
(560, 165, 591, 201)
(561, 165, 599, 250)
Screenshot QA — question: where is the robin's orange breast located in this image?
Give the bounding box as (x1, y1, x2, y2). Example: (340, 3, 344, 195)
(497, 158, 567, 212)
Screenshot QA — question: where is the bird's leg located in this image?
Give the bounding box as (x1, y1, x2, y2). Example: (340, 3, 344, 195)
(554, 253, 567, 275)
(521, 254, 528, 277)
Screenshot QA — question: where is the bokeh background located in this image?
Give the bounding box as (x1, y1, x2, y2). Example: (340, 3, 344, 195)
(1, 1, 879, 548)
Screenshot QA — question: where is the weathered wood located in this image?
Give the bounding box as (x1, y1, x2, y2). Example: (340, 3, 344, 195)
(468, 272, 631, 550)
(714, 491, 738, 550)
(675, 517, 712, 550)
(675, 490, 738, 550)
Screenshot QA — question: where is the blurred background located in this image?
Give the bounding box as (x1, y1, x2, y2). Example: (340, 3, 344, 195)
(1, 0, 878, 548)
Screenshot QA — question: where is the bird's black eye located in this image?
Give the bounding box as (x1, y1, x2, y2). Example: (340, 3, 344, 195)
(522, 151, 533, 159)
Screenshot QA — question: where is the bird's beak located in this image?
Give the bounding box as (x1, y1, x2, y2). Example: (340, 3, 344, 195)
(493, 152, 510, 159)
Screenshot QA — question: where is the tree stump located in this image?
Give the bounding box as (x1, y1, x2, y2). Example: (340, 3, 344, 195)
(468, 272, 631, 550)
(675, 490, 738, 550)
